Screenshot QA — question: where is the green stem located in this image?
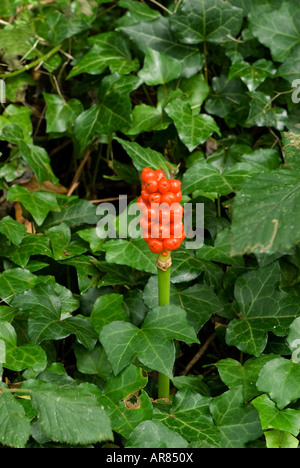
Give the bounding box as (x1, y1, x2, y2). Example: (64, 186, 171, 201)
(157, 251, 171, 399)
(0, 43, 62, 80)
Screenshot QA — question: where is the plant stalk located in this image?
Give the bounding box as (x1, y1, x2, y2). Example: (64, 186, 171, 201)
(157, 251, 171, 399)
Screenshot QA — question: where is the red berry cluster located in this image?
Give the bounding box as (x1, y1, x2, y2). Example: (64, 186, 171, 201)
(137, 167, 185, 254)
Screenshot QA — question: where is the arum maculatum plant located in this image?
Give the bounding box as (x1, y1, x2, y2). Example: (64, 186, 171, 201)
(138, 167, 185, 398)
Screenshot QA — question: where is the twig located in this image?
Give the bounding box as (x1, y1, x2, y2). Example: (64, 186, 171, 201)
(181, 332, 216, 376)
(149, 0, 173, 14)
(89, 195, 136, 204)
(0, 43, 62, 80)
(67, 147, 91, 196)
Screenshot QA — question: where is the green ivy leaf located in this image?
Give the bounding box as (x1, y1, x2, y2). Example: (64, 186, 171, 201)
(30, 381, 113, 444)
(249, 0, 300, 61)
(216, 354, 280, 403)
(230, 170, 300, 255)
(256, 357, 300, 409)
(7, 185, 61, 226)
(143, 276, 223, 333)
(100, 305, 199, 378)
(119, 16, 203, 78)
(210, 387, 263, 448)
(154, 389, 221, 446)
(0, 216, 27, 246)
(114, 137, 175, 175)
(170, 0, 243, 44)
(138, 48, 181, 86)
(74, 75, 133, 148)
(99, 364, 152, 438)
(43, 93, 83, 133)
(246, 91, 288, 130)
(126, 420, 188, 448)
(90, 293, 129, 333)
(229, 59, 276, 91)
(252, 394, 300, 437)
(226, 262, 300, 356)
(103, 238, 157, 275)
(68, 32, 139, 79)
(0, 320, 47, 372)
(0, 387, 31, 448)
(264, 429, 299, 449)
(165, 98, 221, 152)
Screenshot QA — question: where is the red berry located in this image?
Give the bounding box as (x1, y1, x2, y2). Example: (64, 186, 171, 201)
(137, 196, 147, 210)
(148, 192, 161, 205)
(163, 237, 181, 251)
(170, 204, 184, 223)
(175, 191, 182, 203)
(141, 190, 150, 204)
(158, 177, 170, 194)
(141, 168, 155, 182)
(142, 206, 158, 222)
(142, 230, 151, 243)
(139, 216, 151, 231)
(171, 221, 184, 238)
(148, 238, 164, 253)
(152, 223, 171, 239)
(169, 179, 182, 193)
(161, 192, 176, 205)
(154, 169, 165, 181)
(145, 177, 158, 193)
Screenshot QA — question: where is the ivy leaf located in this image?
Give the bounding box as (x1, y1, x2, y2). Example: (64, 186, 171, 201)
(0, 216, 27, 246)
(119, 16, 203, 78)
(230, 170, 300, 255)
(126, 103, 172, 135)
(154, 389, 221, 446)
(277, 45, 300, 84)
(11, 284, 97, 350)
(67, 32, 139, 78)
(249, 0, 300, 61)
(264, 429, 299, 449)
(99, 365, 152, 438)
(226, 262, 300, 356)
(165, 98, 221, 152)
(30, 381, 113, 445)
(43, 93, 83, 133)
(74, 76, 133, 148)
(7, 185, 61, 226)
(246, 91, 288, 130)
(100, 305, 199, 378)
(181, 159, 261, 196)
(103, 238, 157, 275)
(90, 293, 129, 334)
(252, 394, 300, 437)
(119, 0, 160, 22)
(138, 48, 181, 85)
(0, 268, 39, 303)
(143, 276, 223, 333)
(19, 142, 58, 185)
(256, 357, 300, 409)
(0, 387, 31, 448)
(126, 420, 188, 448)
(216, 354, 280, 403)
(0, 320, 47, 372)
(210, 387, 263, 448)
(0, 233, 53, 269)
(170, 0, 243, 44)
(41, 196, 98, 231)
(229, 59, 276, 91)
(205, 75, 247, 120)
(114, 137, 175, 175)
